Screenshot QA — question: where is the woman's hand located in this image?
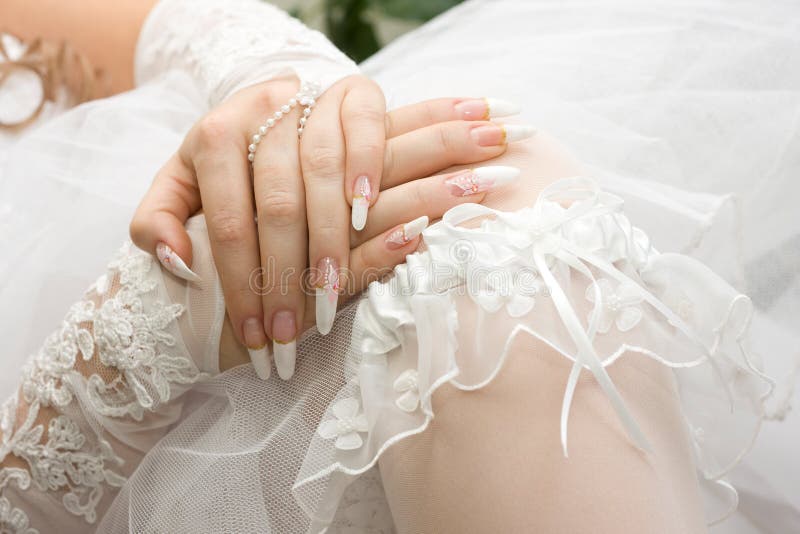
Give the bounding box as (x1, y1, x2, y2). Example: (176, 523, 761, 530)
(130, 74, 534, 380)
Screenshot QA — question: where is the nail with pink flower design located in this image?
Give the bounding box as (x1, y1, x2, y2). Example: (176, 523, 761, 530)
(314, 256, 339, 335)
(385, 216, 429, 250)
(155, 242, 201, 283)
(351, 175, 372, 231)
(444, 166, 520, 197)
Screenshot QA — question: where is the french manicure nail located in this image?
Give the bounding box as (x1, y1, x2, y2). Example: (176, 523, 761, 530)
(243, 317, 271, 379)
(445, 166, 521, 197)
(156, 242, 202, 283)
(454, 98, 520, 120)
(470, 124, 536, 147)
(352, 175, 372, 231)
(272, 310, 297, 380)
(386, 216, 429, 249)
(485, 98, 521, 118)
(502, 124, 537, 143)
(315, 257, 339, 335)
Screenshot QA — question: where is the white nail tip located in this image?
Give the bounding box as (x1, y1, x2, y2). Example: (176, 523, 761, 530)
(352, 197, 369, 231)
(502, 124, 537, 143)
(155, 242, 202, 283)
(352, 176, 371, 231)
(316, 288, 337, 335)
(403, 216, 429, 239)
(486, 98, 521, 118)
(472, 166, 521, 188)
(273, 339, 297, 380)
(248, 346, 271, 380)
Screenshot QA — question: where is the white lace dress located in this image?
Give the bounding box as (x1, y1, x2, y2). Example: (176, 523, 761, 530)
(1, 0, 798, 533)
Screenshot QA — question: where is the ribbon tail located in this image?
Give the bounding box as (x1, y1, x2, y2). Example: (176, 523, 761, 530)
(560, 359, 582, 457)
(535, 250, 652, 454)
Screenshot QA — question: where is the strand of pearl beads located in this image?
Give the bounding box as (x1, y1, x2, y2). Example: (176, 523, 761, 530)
(248, 81, 320, 163)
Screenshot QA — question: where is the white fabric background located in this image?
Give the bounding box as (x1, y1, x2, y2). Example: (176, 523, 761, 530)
(1, 0, 798, 531)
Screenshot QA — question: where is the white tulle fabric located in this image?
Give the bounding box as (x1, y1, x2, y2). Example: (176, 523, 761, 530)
(2, 177, 765, 533)
(135, 0, 359, 106)
(287, 177, 772, 529)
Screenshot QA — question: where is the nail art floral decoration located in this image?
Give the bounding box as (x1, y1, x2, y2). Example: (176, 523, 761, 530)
(444, 166, 520, 197)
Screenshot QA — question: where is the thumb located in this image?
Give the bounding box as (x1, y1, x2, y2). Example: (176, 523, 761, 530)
(130, 153, 202, 282)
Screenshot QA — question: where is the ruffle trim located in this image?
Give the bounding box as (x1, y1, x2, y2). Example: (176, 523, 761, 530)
(292, 177, 774, 529)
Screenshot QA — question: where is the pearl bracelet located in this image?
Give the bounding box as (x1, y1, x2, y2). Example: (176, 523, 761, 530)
(247, 81, 321, 163)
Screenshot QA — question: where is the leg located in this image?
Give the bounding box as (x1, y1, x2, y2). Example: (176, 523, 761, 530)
(378, 133, 708, 534)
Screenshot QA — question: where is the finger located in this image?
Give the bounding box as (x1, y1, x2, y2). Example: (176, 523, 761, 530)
(381, 120, 535, 188)
(189, 112, 270, 378)
(130, 153, 203, 282)
(341, 80, 386, 230)
(385, 97, 521, 138)
(346, 215, 430, 298)
(296, 213, 429, 335)
(353, 166, 521, 247)
(300, 90, 349, 336)
(253, 102, 306, 381)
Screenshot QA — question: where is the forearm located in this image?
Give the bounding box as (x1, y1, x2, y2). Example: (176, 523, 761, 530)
(2, 0, 157, 93)
(0, 220, 223, 531)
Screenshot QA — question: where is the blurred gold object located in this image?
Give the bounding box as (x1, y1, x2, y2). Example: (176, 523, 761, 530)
(0, 35, 104, 130)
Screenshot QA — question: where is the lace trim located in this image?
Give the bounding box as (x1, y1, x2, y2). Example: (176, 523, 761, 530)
(0, 243, 206, 526)
(135, 0, 358, 105)
(0, 495, 38, 534)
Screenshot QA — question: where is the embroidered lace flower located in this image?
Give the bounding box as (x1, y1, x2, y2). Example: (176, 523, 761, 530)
(393, 370, 420, 413)
(0, 495, 38, 534)
(318, 398, 369, 450)
(1, 243, 206, 527)
(585, 278, 644, 334)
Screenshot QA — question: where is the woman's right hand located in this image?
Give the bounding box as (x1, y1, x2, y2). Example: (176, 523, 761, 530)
(130, 77, 534, 380)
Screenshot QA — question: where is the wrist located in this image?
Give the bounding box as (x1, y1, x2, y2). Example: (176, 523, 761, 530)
(135, 0, 359, 107)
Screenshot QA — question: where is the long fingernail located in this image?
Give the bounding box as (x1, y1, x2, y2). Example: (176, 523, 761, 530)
(386, 216, 429, 250)
(243, 317, 271, 379)
(272, 310, 297, 380)
(454, 97, 520, 120)
(470, 124, 536, 147)
(314, 257, 339, 335)
(156, 242, 202, 282)
(352, 175, 372, 231)
(445, 166, 520, 197)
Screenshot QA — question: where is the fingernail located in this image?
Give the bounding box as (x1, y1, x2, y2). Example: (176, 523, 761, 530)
(314, 257, 339, 335)
(445, 166, 521, 197)
(272, 310, 297, 380)
(156, 242, 202, 283)
(386, 216, 429, 249)
(470, 124, 536, 147)
(501, 124, 537, 143)
(454, 98, 520, 120)
(486, 98, 521, 118)
(352, 175, 372, 231)
(243, 317, 271, 379)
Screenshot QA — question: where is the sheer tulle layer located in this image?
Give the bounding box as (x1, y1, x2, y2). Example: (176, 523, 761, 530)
(96, 180, 773, 532)
(290, 178, 772, 529)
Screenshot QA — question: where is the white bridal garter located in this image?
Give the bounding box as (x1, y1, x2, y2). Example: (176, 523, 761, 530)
(0, 177, 772, 532)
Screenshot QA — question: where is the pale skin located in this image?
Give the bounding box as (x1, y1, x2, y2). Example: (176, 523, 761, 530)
(2, 2, 707, 531)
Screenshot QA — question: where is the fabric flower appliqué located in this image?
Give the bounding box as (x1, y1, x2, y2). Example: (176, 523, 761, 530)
(393, 369, 420, 413)
(318, 398, 369, 451)
(585, 278, 644, 334)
